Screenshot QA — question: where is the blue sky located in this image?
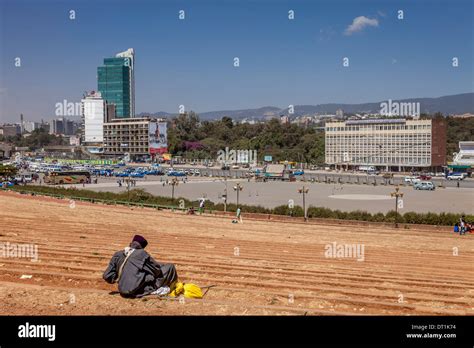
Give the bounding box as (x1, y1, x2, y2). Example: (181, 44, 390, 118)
(0, 0, 473, 122)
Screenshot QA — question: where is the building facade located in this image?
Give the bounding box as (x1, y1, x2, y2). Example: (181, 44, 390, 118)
(81, 91, 106, 144)
(23, 121, 41, 133)
(97, 49, 135, 118)
(0, 124, 21, 137)
(325, 118, 447, 170)
(50, 117, 75, 135)
(103, 117, 153, 157)
(449, 141, 474, 175)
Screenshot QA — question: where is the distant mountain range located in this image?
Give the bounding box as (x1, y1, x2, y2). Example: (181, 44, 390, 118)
(138, 92, 474, 121)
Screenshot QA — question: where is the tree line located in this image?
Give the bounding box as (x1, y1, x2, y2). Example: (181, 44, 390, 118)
(168, 112, 325, 164)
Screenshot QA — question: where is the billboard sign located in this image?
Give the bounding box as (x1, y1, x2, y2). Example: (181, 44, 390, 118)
(264, 155, 272, 162)
(149, 121, 168, 155)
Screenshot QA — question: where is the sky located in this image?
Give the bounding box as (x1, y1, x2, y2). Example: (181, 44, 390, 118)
(0, 0, 473, 122)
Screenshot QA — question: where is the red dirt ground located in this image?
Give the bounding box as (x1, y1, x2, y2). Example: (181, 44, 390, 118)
(0, 191, 473, 315)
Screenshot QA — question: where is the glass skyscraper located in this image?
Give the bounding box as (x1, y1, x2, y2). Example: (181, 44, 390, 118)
(97, 49, 135, 118)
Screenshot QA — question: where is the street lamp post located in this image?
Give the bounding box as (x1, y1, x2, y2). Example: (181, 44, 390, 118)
(219, 178, 228, 212)
(233, 182, 243, 208)
(390, 186, 404, 228)
(171, 177, 179, 200)
(298, 185, 309, 221)
(125, 177, 131, 201)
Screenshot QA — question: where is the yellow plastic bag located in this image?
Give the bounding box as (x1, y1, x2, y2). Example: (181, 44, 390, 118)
(169, 282, 203, 299)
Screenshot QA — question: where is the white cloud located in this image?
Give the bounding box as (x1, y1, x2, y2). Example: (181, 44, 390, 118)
(344, 16, 379, 36)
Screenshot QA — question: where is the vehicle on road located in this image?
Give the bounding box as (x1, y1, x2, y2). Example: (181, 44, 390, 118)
(293, 170, 305, 176)
(359, 165, 376, 172)
(44, 171, 91, 185)
(221, 165, 230, 170)
(414, 181, 435, 190)
(447, 173, 465, 180)
(404, 176, 416, 184)
(114, 172, 130, 178)
(130, 172, 145, 178)
(145, 169, 163, 175)
(417, 174, 432, 180)
(168, 170, 186, 177)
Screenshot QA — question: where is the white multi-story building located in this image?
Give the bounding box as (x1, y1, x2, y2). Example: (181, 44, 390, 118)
(449, 141, 474, 175)
(81, 91, 106, 144)
(23, 121, 40, 133)
(325, 118, 446, 170)
(453, 141, 474, 165)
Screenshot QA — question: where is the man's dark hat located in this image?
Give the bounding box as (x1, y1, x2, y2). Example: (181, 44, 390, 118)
(132, 235, 148, 248)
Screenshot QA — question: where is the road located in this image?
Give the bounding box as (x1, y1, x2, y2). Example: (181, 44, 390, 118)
(157, 164, 474, 189)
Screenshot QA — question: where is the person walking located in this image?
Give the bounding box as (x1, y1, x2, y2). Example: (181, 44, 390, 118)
(460, 215, 466, 235)
(199, 199, 205, 214)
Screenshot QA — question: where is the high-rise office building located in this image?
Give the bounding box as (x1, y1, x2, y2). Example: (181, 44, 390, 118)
(97, 48, 135, 118)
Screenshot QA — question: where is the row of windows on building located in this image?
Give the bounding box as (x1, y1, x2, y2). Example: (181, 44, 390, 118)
(326, 134, 431, 139)
(105, 148, 147, 153)
(326, 124, 431, 132)
(105, 125, 147, 129)
(325, 156, 431, 164)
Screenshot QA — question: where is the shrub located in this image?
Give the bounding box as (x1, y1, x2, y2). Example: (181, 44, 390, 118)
(385, 210, 404, 223)
(307, 206, 334, 219)
(272, 205, 304, 217)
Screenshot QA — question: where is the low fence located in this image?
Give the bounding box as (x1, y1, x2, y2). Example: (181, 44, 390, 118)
(5, 187, 186, 212)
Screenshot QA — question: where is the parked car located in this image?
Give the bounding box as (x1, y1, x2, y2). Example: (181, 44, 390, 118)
(221, 165, 230, 170)
(115, 172, 130, 177)
(293, 170, 305, 176)
(414, 181, 435, 190)
(145, 169, 163, 175)
(130, 172, 145, 178)
(417, 174, 432, 180)
(447, 173, 464, 180)
(404, 176, 415, 184)
(168, 170, 186, 177)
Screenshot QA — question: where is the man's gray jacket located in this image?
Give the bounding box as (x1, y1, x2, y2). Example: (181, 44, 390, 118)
(103, 242, 178, 298)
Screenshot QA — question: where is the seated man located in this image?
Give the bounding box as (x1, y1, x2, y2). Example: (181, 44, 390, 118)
(103, 235, 178, 298)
